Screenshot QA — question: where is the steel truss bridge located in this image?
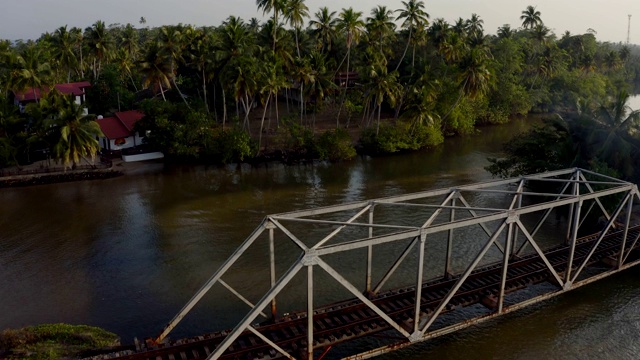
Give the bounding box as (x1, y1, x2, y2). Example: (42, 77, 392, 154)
(91, 168, 640, 360)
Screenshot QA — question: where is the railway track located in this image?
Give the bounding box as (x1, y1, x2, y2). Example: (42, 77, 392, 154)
(90, 225, 640, 360)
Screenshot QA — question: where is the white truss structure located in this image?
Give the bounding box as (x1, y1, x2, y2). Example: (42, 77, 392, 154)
(155, 168, 640, 359)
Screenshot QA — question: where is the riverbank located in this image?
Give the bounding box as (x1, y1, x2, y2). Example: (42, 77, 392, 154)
(0, 160, 124, 188)
(0, 323, 120, 359)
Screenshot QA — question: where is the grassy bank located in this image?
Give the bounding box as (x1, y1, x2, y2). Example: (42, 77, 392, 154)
(0, 324, 119, 359)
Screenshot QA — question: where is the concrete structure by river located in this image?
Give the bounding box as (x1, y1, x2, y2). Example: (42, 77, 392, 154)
(2, 117, 640, 359)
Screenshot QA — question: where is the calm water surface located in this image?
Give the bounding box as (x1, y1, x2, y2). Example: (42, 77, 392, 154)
(2, 117, 640, 359)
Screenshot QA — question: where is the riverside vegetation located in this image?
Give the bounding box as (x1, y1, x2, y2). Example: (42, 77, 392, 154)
(1, 3, 640, 178)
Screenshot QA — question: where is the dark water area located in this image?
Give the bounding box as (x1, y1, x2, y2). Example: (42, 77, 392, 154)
(2, 117, 640, 359)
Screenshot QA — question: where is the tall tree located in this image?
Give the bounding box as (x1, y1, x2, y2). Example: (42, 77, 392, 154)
(367, 6, 396, 58)
(85, 20, 114, 79)
(520, 5, 542, 30)
(139, 42, 172, 101)
(284, 0, 309, 57)
(158, 25, 191, 108)
(335, 7, 365, 126)
(395, 0, 429, 71)
(256, 0, 287, 52)
(51, 26, 78, 83)
(309, 7, 338, 54)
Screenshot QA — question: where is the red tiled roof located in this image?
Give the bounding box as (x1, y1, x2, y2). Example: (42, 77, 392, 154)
(14, 81, 91, 102)
(115, 110, 144, 132)
(96, 110, 145, 140)
(97, 117, 131, 139)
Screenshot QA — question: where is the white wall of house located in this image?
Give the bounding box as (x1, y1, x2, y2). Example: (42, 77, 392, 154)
(99, 133, 144, 151)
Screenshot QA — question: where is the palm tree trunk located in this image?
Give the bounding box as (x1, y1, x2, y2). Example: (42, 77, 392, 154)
(300, 83, 304, 124)
(336, 47, 351, 127)
(395, 27, 412, 72)
(377, 102, 382, 135)
(295, 28, 301, 58)
(258, 93, 272, 155)
(202, 69, 209, 114)
(158, 81, 167, 101)
(222, 85, 227, 130)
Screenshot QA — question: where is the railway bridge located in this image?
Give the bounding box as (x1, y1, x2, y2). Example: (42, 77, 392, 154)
(91, 168, 640, 360)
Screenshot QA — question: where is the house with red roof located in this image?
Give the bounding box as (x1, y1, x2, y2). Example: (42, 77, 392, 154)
(13, 81, 91, 113)
(96, 110, 145, 151)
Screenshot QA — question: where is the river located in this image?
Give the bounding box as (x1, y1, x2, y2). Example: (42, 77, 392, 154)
(1, 117, 640, 360)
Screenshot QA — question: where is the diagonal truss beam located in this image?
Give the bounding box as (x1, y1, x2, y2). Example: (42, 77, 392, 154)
(208, 260, 305, 360)
(219, 279, 267, 318)
(515, 220, 564, 287)
(312, 204, 372, 249)
(156, 222, 267, 343)
(419, 220, 508, 334)
(458, 194, 505, 254)
(316, 257, 412, 339)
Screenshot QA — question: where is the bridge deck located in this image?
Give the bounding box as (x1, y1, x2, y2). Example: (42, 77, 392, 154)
(90, 225, 640, 360)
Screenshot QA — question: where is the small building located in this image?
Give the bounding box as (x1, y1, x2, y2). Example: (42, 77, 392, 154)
(96, 110, 145, 151)
(13, 81, 91, 113)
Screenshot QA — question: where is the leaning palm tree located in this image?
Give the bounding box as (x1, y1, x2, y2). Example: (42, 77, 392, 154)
(395, 0, 429, 71)
(138, 42, 172, 101)
(520, 5, 542, 30)
(52, 94, 103, 169)
(158, 26, 191, 108)
(13, 45, 52, 104)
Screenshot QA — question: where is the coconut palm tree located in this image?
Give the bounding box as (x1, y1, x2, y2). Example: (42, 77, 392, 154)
(465, 13, 484, 40)
(367, 6, 396, 58)
(590, 90, 640, 176)
(138, 42, 172, 101)
(51, 26, 78, 83)
(13, 45, 52, 104)
(284, 0, 309, 57)
(257, 0, 288, 52)
(189, 30, 217, 114)
(335, 7, 365, 126)
(52, 94, 103, 169)
(85, 20, 114, 79)
(119, 24, 140, 61)
(520, 5, 542, 30)
(309, 7, 337, 54)
(395, 0, 429, 71)
(292, 57, 315, 123)
(258, 59, 287, 153)
(497, 24, 514, 39)
(364, 63, 400, 134)
(158, 25, 191, 108)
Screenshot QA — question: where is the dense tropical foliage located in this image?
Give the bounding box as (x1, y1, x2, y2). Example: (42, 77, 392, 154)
(2, 4, 640, 178)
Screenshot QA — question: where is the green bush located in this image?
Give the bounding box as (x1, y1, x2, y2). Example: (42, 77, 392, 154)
(317, 128, 356, 161)
(359, 122, 443, 155)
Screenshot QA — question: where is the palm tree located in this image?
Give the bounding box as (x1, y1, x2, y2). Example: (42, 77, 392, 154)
(309, 7, 338, 54)
(335, 7, 365, 126)
(51, 26, 78, 83)
(13, 45, 52, 104)
(258, 59, 287, 153)
(520, 5, 542, 30)
(590, 90, 640, 176)
(114, 48, 138, 91)
(292, 57, 315, 123)
(139, 42, 172, 101)
(497, 24, 514, 39)
(364, 64, 400, 134)
(119, 24, 140, 61)
(189, 30, 217, 114)
(442, 47, 491, 122)
(85, 20, 114, 79)
(305, 50, 336, 128)
(395, 0, 429, 71)
(52, 94, 103, 169)
(465, 13, 484, 40)
(256, 0, 287, 52)
(284, 0, 309, 57)
(367, 6, 396, 57)
(158, 26, 191, 108)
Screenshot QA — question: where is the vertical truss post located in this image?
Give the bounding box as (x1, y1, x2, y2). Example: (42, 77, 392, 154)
(512, 191, 523, 256)
(413, 232, 427, 335)
(498, 214, 515, 313)
(307, 263, 314, 360)
(445, 198, 455, 278)
(566, 171, 579, 242)
(619, 192, 634, 268)
(565, 199, 583, 288)
(366, 205, 374, 294)
(268, 221, 277, 319)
